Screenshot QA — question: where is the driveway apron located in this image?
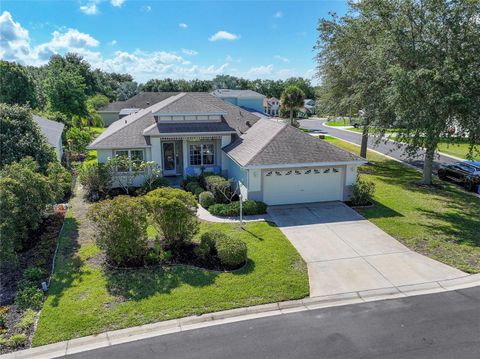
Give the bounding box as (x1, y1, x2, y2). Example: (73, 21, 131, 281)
(268, 202, 466, 297)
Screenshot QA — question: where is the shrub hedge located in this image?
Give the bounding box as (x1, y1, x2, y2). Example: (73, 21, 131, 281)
(203, 175, 232, 203)
(209, 200, 267, 217)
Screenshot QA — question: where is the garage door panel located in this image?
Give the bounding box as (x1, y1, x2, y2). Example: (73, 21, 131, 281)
(263, 167, 343, 205)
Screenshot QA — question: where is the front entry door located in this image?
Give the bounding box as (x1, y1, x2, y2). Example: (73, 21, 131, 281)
(162, 142, 176, 176)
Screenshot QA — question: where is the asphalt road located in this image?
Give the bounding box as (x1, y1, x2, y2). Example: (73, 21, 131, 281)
(299, 119, 458, 173)
(68, 286, 480, 359)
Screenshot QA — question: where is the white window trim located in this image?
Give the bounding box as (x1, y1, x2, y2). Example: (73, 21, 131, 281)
(113, 149, 145, 173)
(189, 142, 215, 167)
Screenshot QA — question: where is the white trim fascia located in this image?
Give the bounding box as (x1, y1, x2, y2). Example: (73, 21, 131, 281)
(87, 145, 151, 150)
(242, 160, 367, 170)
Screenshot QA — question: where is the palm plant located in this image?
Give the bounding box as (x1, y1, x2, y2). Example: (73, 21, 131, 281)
(280, 85, 305, 126)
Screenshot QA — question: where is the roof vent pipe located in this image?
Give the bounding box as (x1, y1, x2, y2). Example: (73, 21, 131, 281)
(124, 119, 127, 124)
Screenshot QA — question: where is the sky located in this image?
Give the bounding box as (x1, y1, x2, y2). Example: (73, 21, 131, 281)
(0, 0, 349, 84)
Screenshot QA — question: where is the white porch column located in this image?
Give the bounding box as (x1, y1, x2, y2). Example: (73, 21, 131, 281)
(182, 139, 189, 177)
(221, 135, 231, 176)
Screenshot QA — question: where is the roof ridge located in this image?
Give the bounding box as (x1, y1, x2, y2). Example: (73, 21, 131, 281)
(245, 121, 287, 166)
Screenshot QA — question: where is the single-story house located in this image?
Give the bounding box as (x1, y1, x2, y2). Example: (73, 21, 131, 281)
(98, 92, 179, 126)
(211, 89, 265, 114)
(33, 115, 64, 161)
(88, 92, 366, 205)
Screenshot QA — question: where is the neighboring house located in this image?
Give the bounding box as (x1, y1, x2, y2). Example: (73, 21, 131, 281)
(88, 92, 366, 205)
(33, 115, 64, 161)
(211, 89, 265, 114)
(98, 92, 179, 126)
(299, 99, 316, 118)
(263, 97, 281, 116)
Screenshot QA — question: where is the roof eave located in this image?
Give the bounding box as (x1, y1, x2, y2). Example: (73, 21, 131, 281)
(242, 160, 367, 170)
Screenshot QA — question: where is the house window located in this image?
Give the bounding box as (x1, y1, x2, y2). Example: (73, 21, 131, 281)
(189, 143, 215, 166)
(114, 149, 144, 172)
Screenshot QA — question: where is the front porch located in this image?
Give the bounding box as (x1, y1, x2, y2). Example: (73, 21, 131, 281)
(153, 135, 230, 178)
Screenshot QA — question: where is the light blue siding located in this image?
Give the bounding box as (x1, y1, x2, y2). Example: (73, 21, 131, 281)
(237, 98, 264, 113)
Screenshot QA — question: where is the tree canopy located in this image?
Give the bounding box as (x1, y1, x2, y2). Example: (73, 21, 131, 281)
(0, 60, 37, 107)
(0, 104, 56, 172)
(316, 0, 480, 183)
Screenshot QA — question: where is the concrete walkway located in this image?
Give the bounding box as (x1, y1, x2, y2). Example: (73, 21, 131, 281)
(196, 204, 270, 223)
(268, 202, 467, 297)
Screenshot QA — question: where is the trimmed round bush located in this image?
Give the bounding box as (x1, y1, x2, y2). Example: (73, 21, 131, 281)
(199, 191, 215, 209)
(185, 181, 202, 192)
(15, 285, 44, 309)
(215, 235, 247, 269)
(194, 230, 225, 263)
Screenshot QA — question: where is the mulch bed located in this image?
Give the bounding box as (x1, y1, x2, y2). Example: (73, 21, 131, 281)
(0, 211, 65, 354)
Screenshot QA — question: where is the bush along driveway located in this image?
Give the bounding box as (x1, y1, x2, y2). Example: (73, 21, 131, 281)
(325, 137, 480, 273)
(32, 184, 308, 346)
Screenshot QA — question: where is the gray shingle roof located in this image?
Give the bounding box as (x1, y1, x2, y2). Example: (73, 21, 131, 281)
(99, 92, 179, 112)
(88, 93, 259, 150)
(32, 115, 64, 147)
(223, 120, 364, 167)
(211, 89, 265, 99)
(153, 93, 227, 115)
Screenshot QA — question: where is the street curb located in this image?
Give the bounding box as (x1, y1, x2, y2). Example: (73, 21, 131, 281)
(3, 274, 480, 359)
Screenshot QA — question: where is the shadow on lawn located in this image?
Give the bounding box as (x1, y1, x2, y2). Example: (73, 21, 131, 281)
(48, 217, 83, 307)
(415, 201, 480, 248)
(104, 259, 256, 301)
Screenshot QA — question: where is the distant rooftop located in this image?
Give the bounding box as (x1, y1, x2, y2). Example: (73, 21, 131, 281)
(32, 115, 64, 147)
(211, 89, 265, 99)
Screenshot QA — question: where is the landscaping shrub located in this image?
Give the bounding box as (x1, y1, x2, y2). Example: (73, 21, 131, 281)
(199, 171, 217, 188)
(351, 176, 376, 206)
(78, 162, 111, 201)
(66, 127, 93, 155)
(6, 333, 27, 348)
(17, 309, 35, 330)
(0, 307, 7, 330)
(47, 161, 72, 202)
(145, 240, 172, 266)
(194, 230, 226, 263)
(145, 188, 199, 251)
(215, 235, 247, 269)
(0, 158, 54, 261)
(203, 175, 233, 203)
(185, 181, 204, 198)
(0, 335, 6, 347)
(182, 175, 200, 189)
(22, 266, 44, 283)
(209, 200, 268, 217)
(137, 175, 169, 195)
(15, 286, 44, 310)
(88, 196, 149, 266)
(198, 191, 215, 209)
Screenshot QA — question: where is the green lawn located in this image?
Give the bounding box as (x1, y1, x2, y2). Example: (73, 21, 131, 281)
(325, 119, 353, 126)
(325, 137, 480, 273)
(437, 142, 479, 160)
(33, 211, 308, 346)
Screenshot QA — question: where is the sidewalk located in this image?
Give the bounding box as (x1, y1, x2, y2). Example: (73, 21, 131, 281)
(4, 274, 480, 359)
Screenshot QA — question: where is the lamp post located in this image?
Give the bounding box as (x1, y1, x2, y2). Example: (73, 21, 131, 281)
(239, 192, 243, 227)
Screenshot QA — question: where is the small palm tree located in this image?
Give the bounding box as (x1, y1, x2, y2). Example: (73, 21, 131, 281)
(280, 85, 305, 126)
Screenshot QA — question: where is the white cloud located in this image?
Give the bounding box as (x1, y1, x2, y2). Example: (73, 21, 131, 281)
(80, 2, 98, 15)
(209, 31, 240, 42)
(273, 11, 283, 18)
(179, 23, 188, 28)
(274, 55, 289, 63)
(109, 39, 117, 45)
(0, 11, 31, 62)
(181, 48, 198, 56)
(141, 5, 151, 12)
(246, 64, 274, 78)
(111, 0, 125, 7)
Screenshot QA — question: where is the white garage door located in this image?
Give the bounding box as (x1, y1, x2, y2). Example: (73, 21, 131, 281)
(263, 167, 344, 205)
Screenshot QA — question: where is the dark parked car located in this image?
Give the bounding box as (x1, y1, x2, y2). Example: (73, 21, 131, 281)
(438, 161, 480, 191)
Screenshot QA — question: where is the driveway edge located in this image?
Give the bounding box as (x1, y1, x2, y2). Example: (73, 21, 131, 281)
(3, 274, 480, 359)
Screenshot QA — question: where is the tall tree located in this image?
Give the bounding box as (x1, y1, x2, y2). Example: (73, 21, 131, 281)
(45, 55, 88, 118)
(0, 61, 37, 107)
(281, 85, 305, 126)
(0, 104, 56, 172)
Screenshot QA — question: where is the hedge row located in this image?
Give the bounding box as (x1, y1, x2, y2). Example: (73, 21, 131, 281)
(209, 200, 267, 217)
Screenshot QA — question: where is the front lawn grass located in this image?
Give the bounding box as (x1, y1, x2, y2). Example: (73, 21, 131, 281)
(326, 137, 480, 273)
(437, 142, 479, 160)
(325, 119, 352, 126)
(33, 214, 308, 346)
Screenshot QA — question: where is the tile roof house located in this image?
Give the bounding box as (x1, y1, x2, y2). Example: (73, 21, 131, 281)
(33, 115, 64, 161)
(88, 92, 366, 205)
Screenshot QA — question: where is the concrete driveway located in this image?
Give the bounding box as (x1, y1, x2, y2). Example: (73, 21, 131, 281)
(268, 202, 467, 297)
